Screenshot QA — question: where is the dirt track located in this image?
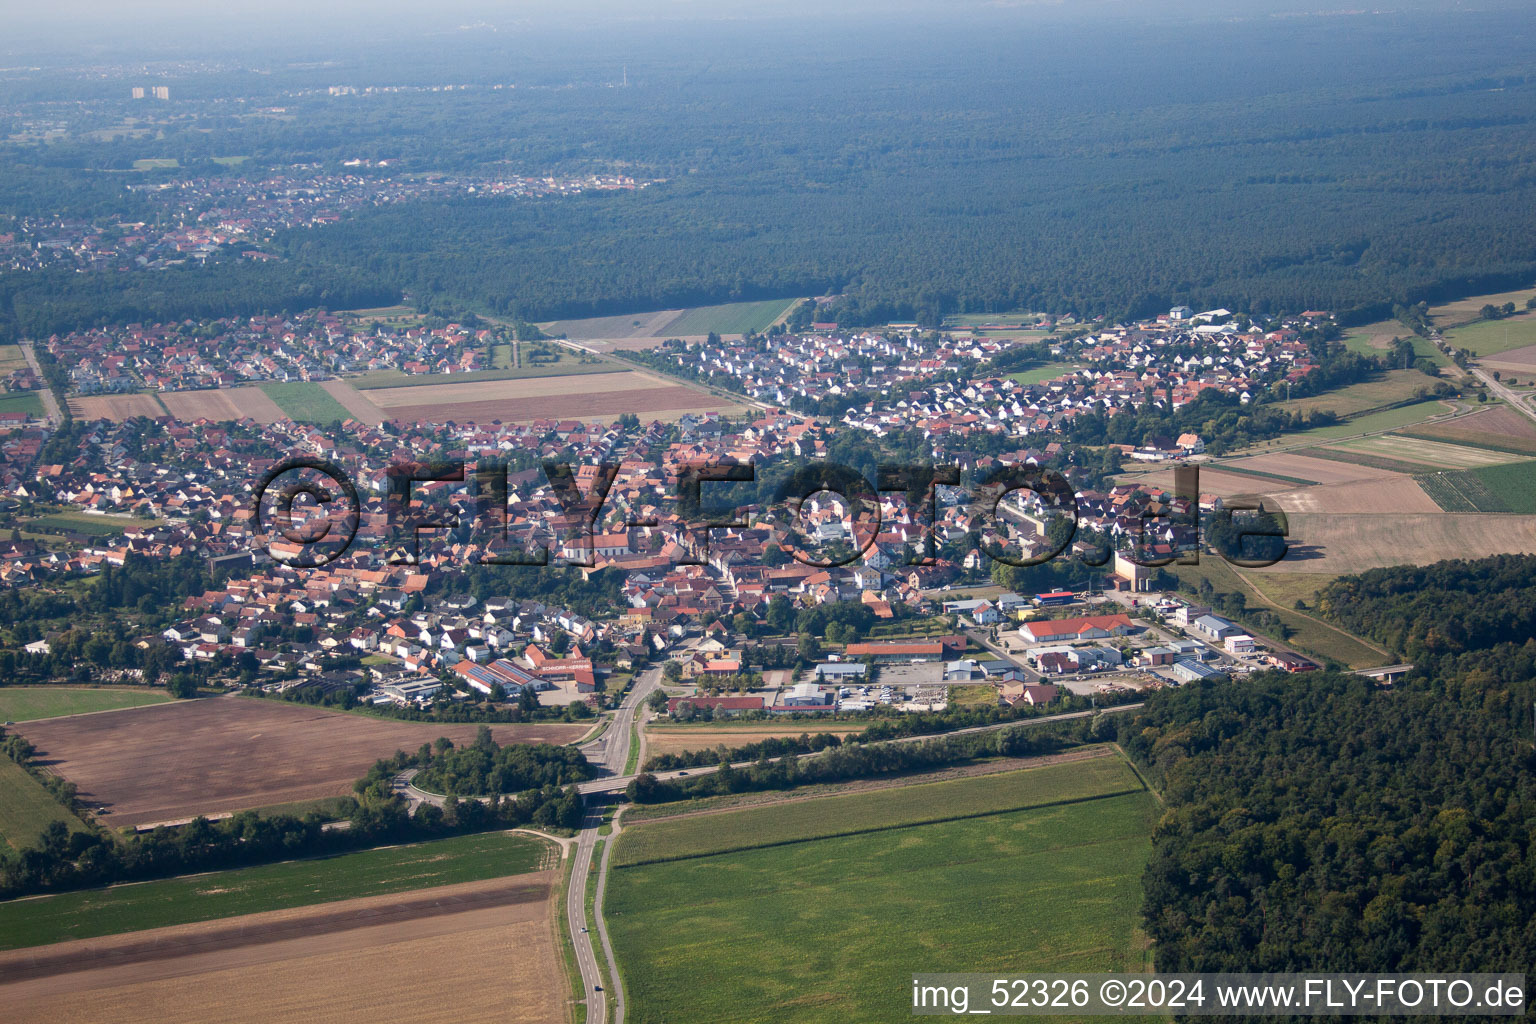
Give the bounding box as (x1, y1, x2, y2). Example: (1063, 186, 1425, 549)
(17, 697, 587, 827)
(0, 872, 564, 1024)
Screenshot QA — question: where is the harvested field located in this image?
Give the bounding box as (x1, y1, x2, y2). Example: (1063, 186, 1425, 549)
(1273, 512, 1536, 573)
(644, 723, 871, 760)
(1305, 447, 1452, 475)
(157, 388, 286, 424)
(0, 872, 564, 1024)
(1480, 342, 1536, 370)
(1428, 287, 1536, 326)
(1120, 467, 1295, 496)
(1269, 476, 1440, 514)
(1396, 411, 1536, 455)
(542, 307, 685, 340)
(67, 393, 164, 421)
(1327, 434, 1528, 469)
(1224, 452, 1405, 485)
(542, 298, 798, 342)
(365, 371, 745, 423)
(319, 379, 386, 424)
(365, 370, 667, 408)
(15, 697, 587, 827)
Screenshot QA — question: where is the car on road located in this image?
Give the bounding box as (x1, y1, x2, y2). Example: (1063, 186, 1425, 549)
(594, 985, 603, 992)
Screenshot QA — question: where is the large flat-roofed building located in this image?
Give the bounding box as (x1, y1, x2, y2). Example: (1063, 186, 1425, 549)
(781, 682, 833, 707)
(453, 658, 552, 696)
(1171, 659, 1226, 684)
(844, 638, 962, 663)
(814, 661, 868, 682)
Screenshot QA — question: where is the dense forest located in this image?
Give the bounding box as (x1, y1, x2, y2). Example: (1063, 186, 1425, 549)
(412, 730, 595, 797)
(4, 9, 1536, 335)
(1124, 554, 1536, 981)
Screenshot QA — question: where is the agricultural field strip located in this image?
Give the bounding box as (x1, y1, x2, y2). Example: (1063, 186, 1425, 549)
(0, 759, 88, 852)
(0, 875, 554, 985)
(1331, 434, 1529, 468)
(0, 688, 173, 722)
(14, 697, 587, 827)
(362, 369, 675, 408)
(0, 831, 551, 952)
(606, 789, 1157, 1022)
(614, 754, 1138, 867)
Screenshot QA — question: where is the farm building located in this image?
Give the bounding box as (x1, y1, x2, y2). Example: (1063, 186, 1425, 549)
(1020, 614, 1136, 644)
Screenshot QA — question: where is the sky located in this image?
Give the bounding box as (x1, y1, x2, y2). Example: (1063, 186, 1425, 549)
(0, 0, 1515, 66)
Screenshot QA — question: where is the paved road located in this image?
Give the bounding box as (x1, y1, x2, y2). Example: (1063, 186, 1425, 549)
(387, 669, 661, 1024)
(566, 666, 660, 1024)
(1472, 367, 1536, 428)
(18, 342, 62, 425)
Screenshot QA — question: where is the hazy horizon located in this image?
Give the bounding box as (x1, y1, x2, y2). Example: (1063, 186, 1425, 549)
(5, 0, 1525, 63)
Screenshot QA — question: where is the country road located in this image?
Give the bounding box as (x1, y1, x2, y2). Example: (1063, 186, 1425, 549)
(1472, 366, 1536, 428)
(18, 341, 62, 425)
(567, 665, 659, 1024)
(390, 667, 661, 1024)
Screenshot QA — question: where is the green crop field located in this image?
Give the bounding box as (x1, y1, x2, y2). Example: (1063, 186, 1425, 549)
(614, 754, 1139, 867)
(21, 511, 144, 537)
(1252, 400, 1449, 450)
(1008, 362, 1076, 386)
(0, 392, 44, 417)
(0, 344, 27, 372)
(1417, 462, 1536, 513)
(1339, 322, 1449, 367)
(0, 687, 172, 722)
(0, 829, 552, 951)
(661, 298, 799, 336)
(1275, 370, 1445, 418)
(0, 758, 89, 852)
(608, 762, 1157, 1024)
(257, 381, 354, 423)
(348, 354, 622, 389)
(1443, 314, 1536, 357)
